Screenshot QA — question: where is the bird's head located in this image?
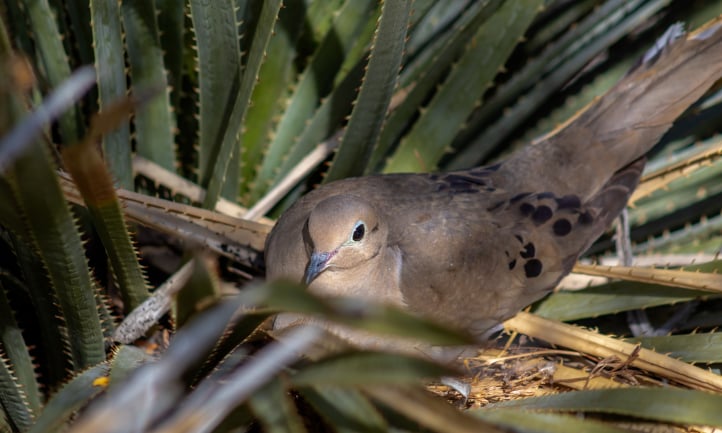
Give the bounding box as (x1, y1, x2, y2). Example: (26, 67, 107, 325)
(303, 194, 387, 285)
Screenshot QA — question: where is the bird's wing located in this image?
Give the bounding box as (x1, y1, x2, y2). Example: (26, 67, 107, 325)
(394, 161, 644, 334)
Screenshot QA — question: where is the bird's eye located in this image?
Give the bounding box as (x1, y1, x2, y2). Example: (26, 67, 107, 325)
(352, 222, 365, 242)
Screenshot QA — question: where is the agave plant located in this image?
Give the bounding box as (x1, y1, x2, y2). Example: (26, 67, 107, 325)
(2, 0, 722, 432)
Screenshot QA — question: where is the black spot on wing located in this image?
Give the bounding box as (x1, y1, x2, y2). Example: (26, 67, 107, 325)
(532, 205, 553, 223)
(520, 243, 535, 259)
(512, 190, 598, 242)
(520, 203, 535, 216)
(578, 211, 594, 225)
(508, 259, 516, 270)
(524, 259, 543, 278)
(555, 194, 581, 209)
(553, 219, 572, 236)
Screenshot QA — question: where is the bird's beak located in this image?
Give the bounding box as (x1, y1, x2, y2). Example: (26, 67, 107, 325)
(304, 251, 335, 285)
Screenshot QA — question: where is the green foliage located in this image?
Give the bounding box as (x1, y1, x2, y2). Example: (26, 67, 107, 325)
(324, 0, 411, 181)
(120, 0, 176, 170)
(90, 0, 132, 188)
(485, 388, 722, 425)
(1, 0, 722, 432)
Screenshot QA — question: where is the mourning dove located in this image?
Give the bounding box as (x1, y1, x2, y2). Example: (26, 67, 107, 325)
(265, 19, 722, 345)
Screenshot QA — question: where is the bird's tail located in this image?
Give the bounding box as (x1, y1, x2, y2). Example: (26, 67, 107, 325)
(503, 16, 722, 200)
(566, 157, 647, 271)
